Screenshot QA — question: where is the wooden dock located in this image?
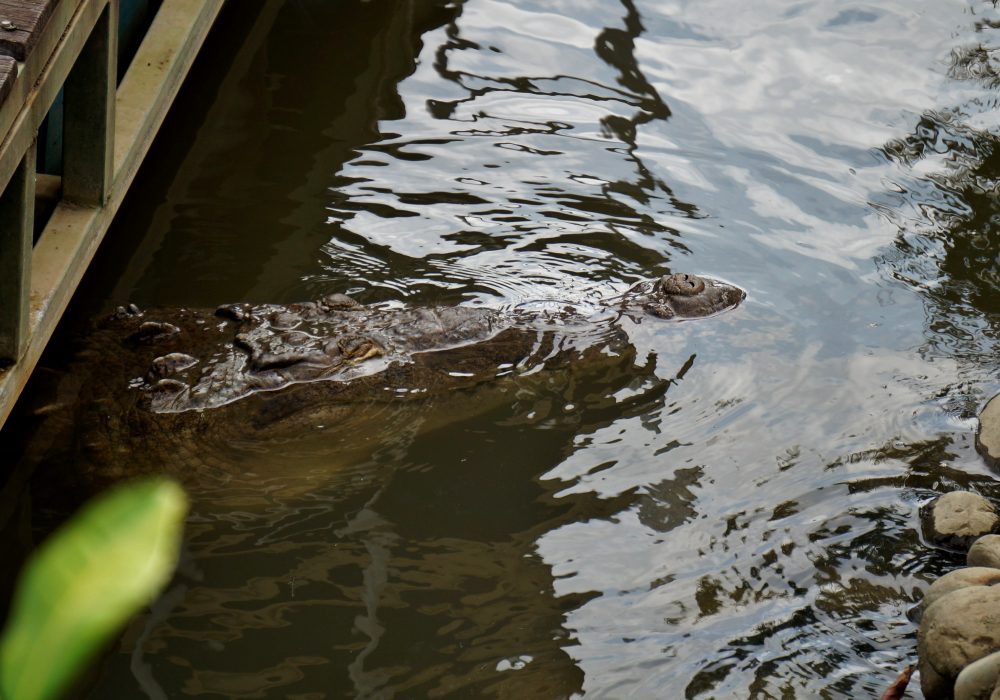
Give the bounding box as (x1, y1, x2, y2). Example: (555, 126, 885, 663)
(0, 0, 224, 428)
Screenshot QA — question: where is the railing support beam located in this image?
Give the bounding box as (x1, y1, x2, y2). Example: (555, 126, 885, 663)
(63, 0, 117, 205)
(0, 146, 36, 363)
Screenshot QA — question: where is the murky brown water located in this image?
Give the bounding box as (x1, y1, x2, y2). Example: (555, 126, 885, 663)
(6, 0, 1000, 697)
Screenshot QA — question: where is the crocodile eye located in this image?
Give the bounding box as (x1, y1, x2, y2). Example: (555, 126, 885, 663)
(337, 337, 384, 363)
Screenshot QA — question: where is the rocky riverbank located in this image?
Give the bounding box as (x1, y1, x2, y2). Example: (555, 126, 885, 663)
(913, 396, 1000, 699)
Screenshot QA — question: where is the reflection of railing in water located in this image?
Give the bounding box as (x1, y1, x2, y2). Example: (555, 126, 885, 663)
(0, 0, 225, 428)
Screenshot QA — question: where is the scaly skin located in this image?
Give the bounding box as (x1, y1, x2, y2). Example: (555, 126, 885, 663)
(97, 273, 743, 414)
(38, 273, 743, 491)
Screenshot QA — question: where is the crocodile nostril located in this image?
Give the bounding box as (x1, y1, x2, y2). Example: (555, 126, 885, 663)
(150, 352, 198, 377)
(657, 273, 706, 296)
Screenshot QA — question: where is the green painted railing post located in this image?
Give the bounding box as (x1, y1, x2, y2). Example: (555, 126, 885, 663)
(0, 145, 35, 363)
(63, 0, 117, 205)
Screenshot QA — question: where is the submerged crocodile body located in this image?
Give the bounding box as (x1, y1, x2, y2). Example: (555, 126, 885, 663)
(31, 274, 743, 489)
(106, 273, 743, 414)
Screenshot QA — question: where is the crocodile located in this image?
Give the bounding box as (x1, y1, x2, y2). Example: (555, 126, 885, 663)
(28, 273, 743, 492)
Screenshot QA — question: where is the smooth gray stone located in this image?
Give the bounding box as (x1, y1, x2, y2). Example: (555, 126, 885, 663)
(919, 586, 1000, 689)
(968, 535, 1000, 569)
(922, 567, 1000, 614)
(956, 650, 1000, 700)
(978, 393, 1000, 467)
(922, 491, 999, 551)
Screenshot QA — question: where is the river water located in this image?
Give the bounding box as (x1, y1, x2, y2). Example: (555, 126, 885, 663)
(8, 0, 1000, 697)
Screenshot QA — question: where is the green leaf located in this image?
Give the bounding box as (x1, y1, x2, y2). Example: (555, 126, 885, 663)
(0, 478, 188, 700)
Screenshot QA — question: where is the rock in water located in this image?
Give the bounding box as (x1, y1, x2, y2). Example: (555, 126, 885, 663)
(919, 585, 1000, 697)
(968, 535, 1000, 569)
(955, 650, 1000, 700)
(920, 567, 1000, 615)
(978, 393, 1000, 467)
(921, 491, 999, 551)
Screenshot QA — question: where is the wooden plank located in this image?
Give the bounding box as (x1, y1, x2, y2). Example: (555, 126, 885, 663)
(0, 0, 87, 180)
(0, 146, 35, 363)
(0, 0, 59, 61)
(63, 0, 115, 204)
(0, 56, 15, 106)
(0, 0, 105, 195)
(0, 0, 224, 425)
(113, 0, 220, 176)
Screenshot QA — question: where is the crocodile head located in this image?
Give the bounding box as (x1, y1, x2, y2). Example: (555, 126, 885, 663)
(619, 273, 745, 320)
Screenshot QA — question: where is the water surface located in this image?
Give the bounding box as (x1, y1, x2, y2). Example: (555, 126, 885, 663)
(10, 0, 1000, 697)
